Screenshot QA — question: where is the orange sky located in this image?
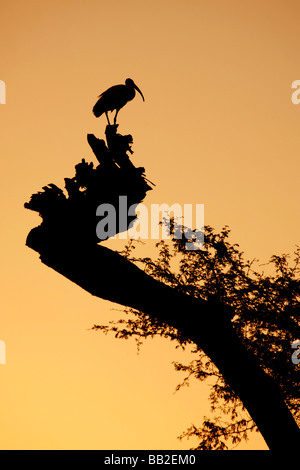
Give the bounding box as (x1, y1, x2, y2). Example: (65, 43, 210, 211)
(1, 0, 300, 450)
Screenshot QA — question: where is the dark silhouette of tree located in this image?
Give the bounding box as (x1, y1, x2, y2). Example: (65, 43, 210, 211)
(25, 124, 300, 452)
(91, 225, 300, 449)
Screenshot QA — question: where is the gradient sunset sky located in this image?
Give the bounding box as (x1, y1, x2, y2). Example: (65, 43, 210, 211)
(1, 0, 300, 450)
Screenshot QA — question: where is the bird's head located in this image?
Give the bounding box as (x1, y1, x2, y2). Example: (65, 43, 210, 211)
(125, 78, 145, 101)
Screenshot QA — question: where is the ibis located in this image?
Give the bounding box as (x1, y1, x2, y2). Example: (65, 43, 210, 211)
(93, 78, 145, 125)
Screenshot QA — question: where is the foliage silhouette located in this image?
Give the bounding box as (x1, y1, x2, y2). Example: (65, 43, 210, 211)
(91, 224, 300, 449)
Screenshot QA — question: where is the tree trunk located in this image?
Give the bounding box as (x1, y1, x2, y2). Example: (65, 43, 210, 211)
(26, 229, 300, 451)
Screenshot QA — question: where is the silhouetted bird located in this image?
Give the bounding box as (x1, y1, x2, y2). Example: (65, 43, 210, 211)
(93, 78, 145, 125)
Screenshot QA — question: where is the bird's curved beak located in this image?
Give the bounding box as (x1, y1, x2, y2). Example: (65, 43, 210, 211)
(134, 83, 145, 102)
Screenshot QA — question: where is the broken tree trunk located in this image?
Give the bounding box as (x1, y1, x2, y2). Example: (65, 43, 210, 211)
(25, 125, 300, 452)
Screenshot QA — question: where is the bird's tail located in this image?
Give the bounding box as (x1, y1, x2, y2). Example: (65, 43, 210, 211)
(93, 99, 104, 118)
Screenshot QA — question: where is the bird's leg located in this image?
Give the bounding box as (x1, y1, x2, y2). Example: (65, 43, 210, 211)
(105, 112, 111, 125)
(114, 109, 119, 125)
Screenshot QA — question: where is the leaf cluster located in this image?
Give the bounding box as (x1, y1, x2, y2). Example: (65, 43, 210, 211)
(92, 224, 300, 449)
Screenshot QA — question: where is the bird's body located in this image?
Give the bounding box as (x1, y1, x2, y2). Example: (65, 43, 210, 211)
(93, 78, 144, 125)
